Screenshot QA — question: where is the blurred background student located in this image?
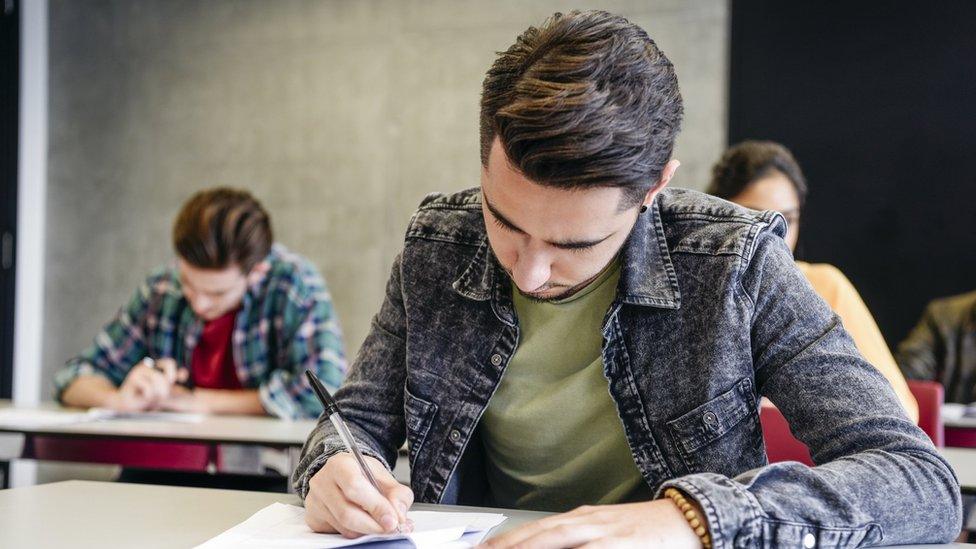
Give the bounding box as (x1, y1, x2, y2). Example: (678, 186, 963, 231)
(707, 140, 919, 422)
(49, 187, 347, 491)
(55, 187, 347, 419)
(898, 290, 976, 404)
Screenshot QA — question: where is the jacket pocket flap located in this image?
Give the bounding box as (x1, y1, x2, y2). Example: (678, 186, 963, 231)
(667, 377, 755, 455)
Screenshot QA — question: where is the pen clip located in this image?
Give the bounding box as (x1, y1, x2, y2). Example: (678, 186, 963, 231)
(305, 369, 340, 418)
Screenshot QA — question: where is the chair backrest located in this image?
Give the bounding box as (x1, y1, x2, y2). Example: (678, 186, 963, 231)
(759, 401, 813, 466)
(907, 379, 944, 448)
(28, 437, 212, 470)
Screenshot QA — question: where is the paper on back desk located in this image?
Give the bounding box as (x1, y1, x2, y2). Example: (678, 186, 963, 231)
(87, 408, 206, 423)
(0, 408, 96, 428)
(196, 502, 507, 549)
(0, 408, 205, 428)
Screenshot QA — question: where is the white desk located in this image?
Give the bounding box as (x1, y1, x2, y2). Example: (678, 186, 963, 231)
(942, 404, 976, 451)
(0, 480, 968, 549)
(944, 404, 976, 429)
(0, 400, 317, 447)
(0, 401, 415, 486)
(944, 447, 976, 490)
(0, 400, 320, 486)
(0, 480, 549, 548)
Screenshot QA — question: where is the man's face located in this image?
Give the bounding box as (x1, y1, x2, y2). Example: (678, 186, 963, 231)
(178, 260, 249, 321)
(481, 138, 645, 301)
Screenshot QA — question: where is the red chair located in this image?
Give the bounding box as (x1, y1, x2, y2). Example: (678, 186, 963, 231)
(760, 401, 813, 465)
(26, 436, 215, 471)
(761, 381, 946, 465)
(907, 380, 944, 448)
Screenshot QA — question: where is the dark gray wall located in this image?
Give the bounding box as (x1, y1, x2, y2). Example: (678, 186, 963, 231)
(729, 0, 976, 346)
(43, 0, 729, 398)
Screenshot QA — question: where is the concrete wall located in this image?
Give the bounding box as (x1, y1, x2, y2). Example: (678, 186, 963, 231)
(43, 0, 728, 394)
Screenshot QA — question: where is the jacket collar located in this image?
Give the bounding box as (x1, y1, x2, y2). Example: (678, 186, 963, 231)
(452, 198, 681, 313)
(617, 198, 682, 309)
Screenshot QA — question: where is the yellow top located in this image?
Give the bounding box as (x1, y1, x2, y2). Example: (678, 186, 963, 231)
(796, 261, 918, 423)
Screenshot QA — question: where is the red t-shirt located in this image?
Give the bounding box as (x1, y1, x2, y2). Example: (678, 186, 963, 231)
(39, 309, 247, 471)
(190, 309, 243, 389)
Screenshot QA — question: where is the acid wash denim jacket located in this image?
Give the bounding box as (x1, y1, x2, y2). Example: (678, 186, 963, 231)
(294, 187, 961, 548)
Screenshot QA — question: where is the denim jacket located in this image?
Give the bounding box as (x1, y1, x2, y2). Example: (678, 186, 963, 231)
(294, 187, 961, 548)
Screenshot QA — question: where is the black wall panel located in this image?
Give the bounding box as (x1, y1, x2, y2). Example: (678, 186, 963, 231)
(729, 0, 976, 347)
(0, 0, 18, 400)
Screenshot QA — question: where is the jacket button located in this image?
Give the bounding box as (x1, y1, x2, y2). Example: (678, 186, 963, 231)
(450, 429, 461, 441)
(702, 411, 719, 428)
(490, 354, 503, 366)
(803, 533, 816, 548)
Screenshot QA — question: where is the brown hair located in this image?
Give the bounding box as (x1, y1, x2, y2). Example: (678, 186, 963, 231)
(172, 187, 273, 273)
(707, 140, 808, 207)
(480, 10, 683, 208)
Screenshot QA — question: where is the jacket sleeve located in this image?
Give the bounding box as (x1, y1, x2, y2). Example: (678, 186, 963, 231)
(292, 254, 408, 498)
(895, 302, 943, 382)
(813, 265, 918, 423)
(658, 231, 961, 548)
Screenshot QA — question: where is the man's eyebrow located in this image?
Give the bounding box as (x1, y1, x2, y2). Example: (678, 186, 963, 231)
(483, 193, 526, 234)
(482, 190, 615, 249)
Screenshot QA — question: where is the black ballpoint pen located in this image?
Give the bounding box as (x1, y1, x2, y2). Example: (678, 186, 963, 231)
(305, 370, 403, 533)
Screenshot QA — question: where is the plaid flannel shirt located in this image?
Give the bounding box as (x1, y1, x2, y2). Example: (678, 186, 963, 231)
(54, 244, 347, 419)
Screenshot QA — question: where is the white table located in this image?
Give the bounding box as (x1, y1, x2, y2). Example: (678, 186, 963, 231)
(0, 400, 320, 486)
(0, 400, 317, 447)
(944, 404, 976, 429)
(944, 447, 976, 491)
(0, 480, 968, 549)
(0, 480, 549, 548)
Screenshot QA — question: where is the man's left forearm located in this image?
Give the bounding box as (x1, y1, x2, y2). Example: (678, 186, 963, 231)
(163, 388, 266, 415)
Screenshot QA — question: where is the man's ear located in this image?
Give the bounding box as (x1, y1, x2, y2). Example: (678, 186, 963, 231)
(641, 159, 681, 209)
(246, 260, 271, 285)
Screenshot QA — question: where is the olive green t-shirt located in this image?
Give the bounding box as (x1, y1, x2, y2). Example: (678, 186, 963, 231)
(480, 259, 650, 512)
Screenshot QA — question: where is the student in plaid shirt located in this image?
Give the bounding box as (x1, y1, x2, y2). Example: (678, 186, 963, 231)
(55, 187, 346, 419)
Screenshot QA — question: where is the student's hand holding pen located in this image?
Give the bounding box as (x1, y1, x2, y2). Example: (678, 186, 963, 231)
(304, 453, 414, 537)
(105, 357, 188, 412)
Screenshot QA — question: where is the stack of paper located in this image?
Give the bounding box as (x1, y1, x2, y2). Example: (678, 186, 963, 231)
(197, 503, 507, 549)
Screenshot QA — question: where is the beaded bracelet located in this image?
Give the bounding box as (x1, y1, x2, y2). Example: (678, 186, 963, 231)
(664, 487, 712, 549)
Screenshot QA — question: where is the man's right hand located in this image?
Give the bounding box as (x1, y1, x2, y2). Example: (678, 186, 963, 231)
(304, 453, 414, 538)
(105, 358, 181, 412)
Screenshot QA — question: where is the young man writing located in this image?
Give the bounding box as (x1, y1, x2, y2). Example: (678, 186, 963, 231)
(56, 187, 346, 420)
(294, 11, 960, 547)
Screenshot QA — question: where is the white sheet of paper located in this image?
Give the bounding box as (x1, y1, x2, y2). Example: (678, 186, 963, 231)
(87, 408, 206, 423)
(196, 503, 507, 549)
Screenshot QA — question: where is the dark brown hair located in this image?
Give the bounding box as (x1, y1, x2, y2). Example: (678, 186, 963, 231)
(707, 140, 808, 207)
(172, 187, 273, 273)
(480, 10, 683, 208)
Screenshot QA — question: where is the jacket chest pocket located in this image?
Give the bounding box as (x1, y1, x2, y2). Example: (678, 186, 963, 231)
(666, 376, 765, 475)
(404, 386, 439, 467)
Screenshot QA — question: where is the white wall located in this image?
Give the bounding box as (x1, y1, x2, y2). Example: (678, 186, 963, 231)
(36, 0, 729, 401)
